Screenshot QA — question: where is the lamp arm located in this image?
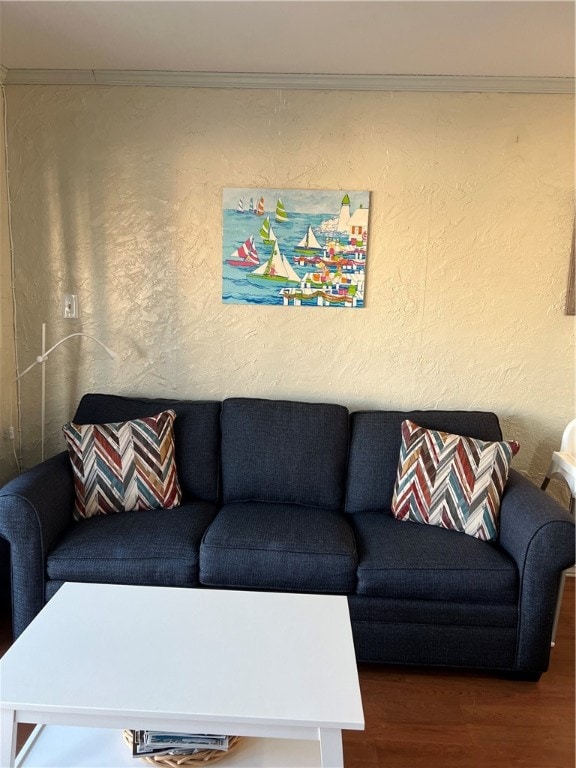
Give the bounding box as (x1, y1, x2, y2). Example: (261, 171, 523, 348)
(41, 333, 117, 361)
(16, 332, 117, 381)
(16, 324, 117, 463)
(16, 358, 43, 381)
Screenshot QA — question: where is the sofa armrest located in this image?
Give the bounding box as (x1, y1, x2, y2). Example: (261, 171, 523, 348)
(0, 451, 75, 637)
(498, 469, 575, 672)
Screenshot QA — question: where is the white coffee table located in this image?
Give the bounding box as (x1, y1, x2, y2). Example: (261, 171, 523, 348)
(0, 583, 364, 767)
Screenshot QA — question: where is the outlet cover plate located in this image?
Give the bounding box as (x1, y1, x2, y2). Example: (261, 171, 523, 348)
(63, 294, 78, 319)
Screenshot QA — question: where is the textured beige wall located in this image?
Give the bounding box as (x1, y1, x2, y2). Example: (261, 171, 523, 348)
(3, 85, 574, 494)
(0, 85, 18, 484)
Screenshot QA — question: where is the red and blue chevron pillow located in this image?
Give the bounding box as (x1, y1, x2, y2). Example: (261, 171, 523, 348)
(391, 420, 519, 541)
(63, 410, 182, 520)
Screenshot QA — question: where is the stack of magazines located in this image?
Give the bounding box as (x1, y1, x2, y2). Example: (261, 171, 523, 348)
(130, 731, 231, 758)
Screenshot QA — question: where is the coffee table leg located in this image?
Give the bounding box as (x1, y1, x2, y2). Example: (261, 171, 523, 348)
(318, 727, 343, 768)
(0, 709, 17, 768)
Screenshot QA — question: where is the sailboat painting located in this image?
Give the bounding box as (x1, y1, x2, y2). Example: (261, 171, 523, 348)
(247, 239, 300, 285)
(294, 225, 322, 255)
(222, 187, 370, 307)
(226, 235, 260, 268)
(259, 216, 277, 246)
(275, 198, 289, 223)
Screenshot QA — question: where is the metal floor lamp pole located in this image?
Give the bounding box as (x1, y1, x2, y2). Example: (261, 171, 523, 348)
(16, 322, 117, 462)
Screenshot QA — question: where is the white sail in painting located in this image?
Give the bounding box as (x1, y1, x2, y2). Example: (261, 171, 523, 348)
(295, 225, 322, 253)
(249, 239, 300, 284)
(279, 252, 301, 282)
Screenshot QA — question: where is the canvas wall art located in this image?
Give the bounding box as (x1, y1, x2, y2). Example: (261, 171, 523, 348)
(222, 188, 370, 308)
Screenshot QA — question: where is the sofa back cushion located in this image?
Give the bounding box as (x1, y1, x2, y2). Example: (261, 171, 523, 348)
(345, 410, 503, 514)
(73, 394, 221, 504)
(221, 398, 349, 509)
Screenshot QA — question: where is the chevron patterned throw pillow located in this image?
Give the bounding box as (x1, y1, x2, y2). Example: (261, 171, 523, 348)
(391, 420, 519, 541)
(63, 410, 182, 520)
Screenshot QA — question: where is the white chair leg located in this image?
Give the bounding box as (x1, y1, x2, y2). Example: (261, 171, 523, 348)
(550, 571, 567, 647)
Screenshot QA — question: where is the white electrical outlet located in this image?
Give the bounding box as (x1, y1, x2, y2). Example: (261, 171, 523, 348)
(63, 294, 78, 319)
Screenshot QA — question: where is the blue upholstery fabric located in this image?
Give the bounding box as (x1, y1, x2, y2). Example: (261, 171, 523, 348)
(1, 394, 574, 678)
(0, 537, 10, 612)
(345, 410, 503, 514)
(351, 512, 518, 603)
(73, 394, 221, 503)
(348, 596, 518, 669)
(221, 398, 349, 509)
(498, 469, 576, 671)
(0, 452, 75, 637)
(47, 502, 217, 586)
(348, 595, 518, 627)
(200, 501, 357, 593)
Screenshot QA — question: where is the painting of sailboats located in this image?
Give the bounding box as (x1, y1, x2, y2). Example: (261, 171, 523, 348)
(294, 225, 322, 255)
(222, 188, 370, 307)
(259, 216, 277, 246)
(226, 235, 260, 268)
(275, 198, 289, 223)
(247, 239, 300, 285)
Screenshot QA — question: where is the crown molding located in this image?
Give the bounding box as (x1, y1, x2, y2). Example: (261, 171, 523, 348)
(3, 69, 575, 94)
(5, 69, 96, 85)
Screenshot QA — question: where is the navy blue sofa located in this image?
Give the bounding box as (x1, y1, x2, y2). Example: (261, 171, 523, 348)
(1, 393, 574, 681)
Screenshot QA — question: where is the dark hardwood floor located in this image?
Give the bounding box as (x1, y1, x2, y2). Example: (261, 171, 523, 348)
(344, 577, 575, 768)
(1, 580, 574, 768)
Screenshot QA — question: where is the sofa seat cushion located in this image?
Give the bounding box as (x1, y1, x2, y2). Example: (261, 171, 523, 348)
(46, 501, 218, 586)
(351, 512, 518, 604)
(200, 501, 358, 593)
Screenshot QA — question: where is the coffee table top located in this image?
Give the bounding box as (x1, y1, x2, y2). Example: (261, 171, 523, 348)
(1, 583, 364, 732)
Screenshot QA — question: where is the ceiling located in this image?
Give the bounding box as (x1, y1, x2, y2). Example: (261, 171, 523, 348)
(0, 1, 574, 79)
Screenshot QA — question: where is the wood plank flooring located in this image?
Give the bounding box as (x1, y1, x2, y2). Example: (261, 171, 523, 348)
(1, 580, 574, 768)
(343, 578, 575, 768)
